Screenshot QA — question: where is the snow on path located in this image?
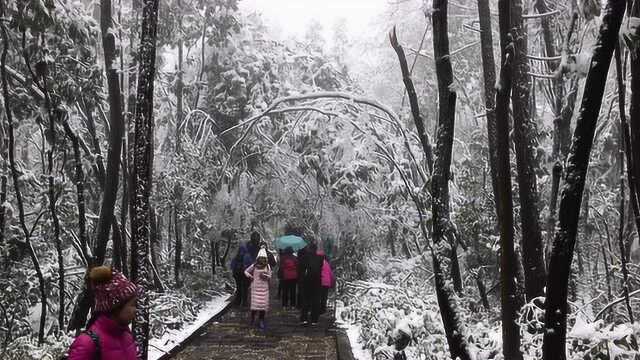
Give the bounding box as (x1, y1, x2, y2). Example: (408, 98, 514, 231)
(148, 295, 232, 360)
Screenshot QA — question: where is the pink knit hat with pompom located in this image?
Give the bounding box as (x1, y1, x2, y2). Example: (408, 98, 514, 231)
(90, 266, 141, 312)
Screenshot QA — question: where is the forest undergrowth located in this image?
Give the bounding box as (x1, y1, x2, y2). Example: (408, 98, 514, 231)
(338, 251, 640, 360)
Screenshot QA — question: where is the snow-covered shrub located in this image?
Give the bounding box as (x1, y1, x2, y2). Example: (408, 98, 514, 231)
(2, 334, 71, 360)
(149, 291, 202, 339)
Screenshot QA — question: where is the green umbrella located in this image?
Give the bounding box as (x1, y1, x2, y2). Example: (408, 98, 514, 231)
(275, 235, 307, 251)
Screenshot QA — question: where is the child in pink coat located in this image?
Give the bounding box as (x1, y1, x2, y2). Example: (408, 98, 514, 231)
(67, 266, 141, 360)
(245, 248, 272, 330)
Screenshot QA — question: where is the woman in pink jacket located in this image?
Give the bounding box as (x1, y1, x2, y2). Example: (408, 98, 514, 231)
(66, 266, 141, 360)
(318, 250, 335, 315)
(245, 248, 272, 330)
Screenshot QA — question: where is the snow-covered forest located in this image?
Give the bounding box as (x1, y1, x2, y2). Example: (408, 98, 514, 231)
(1, 0, 640, 358)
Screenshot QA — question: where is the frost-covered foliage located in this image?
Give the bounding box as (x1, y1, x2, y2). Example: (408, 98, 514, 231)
(338, 254, 640, 360)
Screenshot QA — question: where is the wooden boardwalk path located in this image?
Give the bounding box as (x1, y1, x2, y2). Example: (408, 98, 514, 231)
(168, 284, 340, 360)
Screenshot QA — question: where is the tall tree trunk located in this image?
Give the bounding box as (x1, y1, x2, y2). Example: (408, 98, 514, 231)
(35, 59, 65, 332)
(0, 172, 6, 271)
(430, 0, 472, 358)
(94, 0, 126, 265)
(546, 13, 579, 264)
(477, 0, 498, 199)
(62, 119, 90, 263)
(120, 140, 129, 276)
(49, 123, 63, 332)
(495, 0, 524, 357)
(79, 99, 106, 188)
(1, 25, 47, 344)
(174, 204, 183, 287)
(112, 219, 126, 275)
(130, 0, 160, 354)
(476, 269, 491, 310)
(149, 206, 164, 292)
(542, 1, 626, 358)
(68, 0, 126, 330)
(174, 9, 185, 287)
(628, 1, 640, 241)
(511, 0, 546, 301)
(614, 43, 635, 322)
(193, 13, 207, 110)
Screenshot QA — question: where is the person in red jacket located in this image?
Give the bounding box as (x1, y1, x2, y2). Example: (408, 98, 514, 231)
(66, 266, 141, 360)
(279, 246, 298, 309)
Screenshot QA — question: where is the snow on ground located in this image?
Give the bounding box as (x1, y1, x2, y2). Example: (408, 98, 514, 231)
(148, 295, 232, 360)
(341, 321, 373, 360)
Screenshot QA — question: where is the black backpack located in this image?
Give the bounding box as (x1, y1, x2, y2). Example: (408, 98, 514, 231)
(60, 330, 101, 360)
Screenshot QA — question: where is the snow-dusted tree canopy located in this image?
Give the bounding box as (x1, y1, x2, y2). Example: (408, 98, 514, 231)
(1, 0, 640, 359)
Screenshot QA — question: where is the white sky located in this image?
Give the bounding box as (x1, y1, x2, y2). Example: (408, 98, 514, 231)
(239, 0, 389, 42)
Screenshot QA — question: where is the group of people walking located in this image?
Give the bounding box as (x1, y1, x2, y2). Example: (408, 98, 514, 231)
(231, 231, 335, 330)
(60, 231, 335, 359)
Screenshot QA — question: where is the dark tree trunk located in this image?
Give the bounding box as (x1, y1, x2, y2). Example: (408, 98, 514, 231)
(510, 0, 546, 301)
(546, 13, 578, 264)
(127, 0, 140, 237)
(62, 119, 90, 263)
(79, 100, 106, 188)
(1, 26, 47, 344)
(210, 239, 216, 277)
(534, 0, 562, 220)
(429, 0, 472, 358)
(542, 1, 626, 358)
(130, 0, 160, 354)
(614, 44, 634, 322)
(601, 243, 613, 306)
(69, 0, 127, 332)
(213, 241, 219, 267)
(629, 2, 640, 242)
(193, 17, 207, 109)
(476, 270, 491, 311)
(112, 219, 127, 276)
(450, 244, 462, 293)
(495, 0, 524, 357)
(174, 9, 185, 287)
(94, 0, 126, 265)
(149, 207, 164, 292)
(0, 173, 6, 271)
(36, 63, 65, 332)
(387, 224, 397, 257)
(174, 204, 183, 287)
(120, 140, 129, 276)
(389, 27, 434, 173)
(477, 0, 498, 198)
(220, 234, 232, 266)
(48, 128, 63, 332)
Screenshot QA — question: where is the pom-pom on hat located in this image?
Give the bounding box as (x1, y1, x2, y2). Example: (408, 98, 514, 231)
(89, 266, 141, 312)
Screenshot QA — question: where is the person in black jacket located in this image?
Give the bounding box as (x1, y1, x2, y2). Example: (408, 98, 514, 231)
(298, 242, 324, 325)
(296, 245, 307, 309)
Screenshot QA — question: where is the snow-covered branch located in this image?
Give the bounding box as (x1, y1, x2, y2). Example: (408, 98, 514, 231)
(522, 9, 560, 19)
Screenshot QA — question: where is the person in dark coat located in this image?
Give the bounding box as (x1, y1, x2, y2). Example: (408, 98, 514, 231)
(296, 245, 307, 309)
(298, 242, 324, 325)
(279, 246, 298, 308)
(230, 245, 249, 306)
(247, 231, 261, 260)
